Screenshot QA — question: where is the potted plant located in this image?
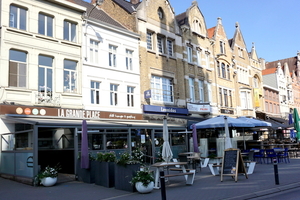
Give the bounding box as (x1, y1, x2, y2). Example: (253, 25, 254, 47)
(130, 167, 154, 193)
(94, 151, 116, 187)
(114, 151, 141, 192)
(76, 152, 97, 183)
(36, 164, 61, 187)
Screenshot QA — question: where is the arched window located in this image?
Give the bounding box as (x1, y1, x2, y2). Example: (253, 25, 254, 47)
(157, 7, 163, 19)
(193, 19, 201, 34)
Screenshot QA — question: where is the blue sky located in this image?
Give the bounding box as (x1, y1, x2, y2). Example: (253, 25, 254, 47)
(169, 0, 300, 62)
(84, 0, 299, 62)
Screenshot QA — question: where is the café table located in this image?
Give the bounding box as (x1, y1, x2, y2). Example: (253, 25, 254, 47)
(151, 161, 188, 189)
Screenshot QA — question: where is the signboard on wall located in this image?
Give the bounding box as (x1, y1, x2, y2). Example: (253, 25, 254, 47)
(187, 103, 211, 114)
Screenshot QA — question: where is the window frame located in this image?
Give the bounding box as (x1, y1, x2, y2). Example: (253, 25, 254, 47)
(110, 84, 118, 106)
(157, 35, 165, 54)
(9, 5, 27, 30)
(63, 20, 76, 42)
(63, 59, 77, 93)
(91, 81, 100, 104)
(151, 75, 174, 103)
(187, 46, 193, 63)
(199, 80, 204, 103)
(189, 77, 195, 103)
(9, 49, 27, 88)
(127, 86, 134, 107)
(126, 49, 133, 70)
(167, 39, 173, 57)
(90, 39, 99, 64)
(109, 44, 117, 67)
(38, 13, 53, 37)
(38, 55, 53, 99)
(147, 31, 153, 50)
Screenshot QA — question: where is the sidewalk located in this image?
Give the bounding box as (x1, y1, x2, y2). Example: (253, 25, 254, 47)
(1, 159, 300, 200)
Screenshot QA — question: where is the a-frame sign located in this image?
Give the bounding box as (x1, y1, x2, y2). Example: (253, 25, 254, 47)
(220, 148, 248, 182)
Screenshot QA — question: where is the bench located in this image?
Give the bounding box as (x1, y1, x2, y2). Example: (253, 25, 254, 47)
(163, 170, 195, 185)
(169, 168, 194, 172)
(208, 163, 221, 176)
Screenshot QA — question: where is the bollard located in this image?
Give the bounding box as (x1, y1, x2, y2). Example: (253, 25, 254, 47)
(160, 171, 167, 200)
(273, 158, 279, 185)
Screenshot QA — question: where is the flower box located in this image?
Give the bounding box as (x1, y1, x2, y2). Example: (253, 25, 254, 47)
(114, 163, 140, 192)
(95, 162, 115, 187)
(76, 160, 96, 183)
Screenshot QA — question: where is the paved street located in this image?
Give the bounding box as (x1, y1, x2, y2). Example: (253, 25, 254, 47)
(1, 158, 300, 200)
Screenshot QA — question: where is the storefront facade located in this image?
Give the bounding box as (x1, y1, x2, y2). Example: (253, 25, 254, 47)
(0, 104, 187, 184)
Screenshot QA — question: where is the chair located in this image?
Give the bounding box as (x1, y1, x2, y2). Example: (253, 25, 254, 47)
(253, 149, 265, 164)
(265, 149, 277, 164)
(277, 148, 290, 163)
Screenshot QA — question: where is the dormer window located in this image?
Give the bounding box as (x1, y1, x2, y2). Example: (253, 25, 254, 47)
(193, 19, 201, 34)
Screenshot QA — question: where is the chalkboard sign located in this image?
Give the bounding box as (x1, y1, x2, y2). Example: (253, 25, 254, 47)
(220, 148, 248, 182)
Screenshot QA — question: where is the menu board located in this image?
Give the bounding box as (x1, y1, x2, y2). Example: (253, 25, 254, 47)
(221, 148, 248, 182)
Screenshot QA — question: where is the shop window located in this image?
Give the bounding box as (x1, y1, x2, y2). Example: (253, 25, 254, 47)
(106, 133, 128, 149)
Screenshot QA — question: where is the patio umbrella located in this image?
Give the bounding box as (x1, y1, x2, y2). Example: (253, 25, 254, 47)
(224, 116, 232, 149)
(192, 124, 200, 153)
(81, 119, 89, 169)
(237, 117, 272, 127)
(192, 115, 255, 129)
(162, 117, 173, 162)
(293, 108, 300, 140)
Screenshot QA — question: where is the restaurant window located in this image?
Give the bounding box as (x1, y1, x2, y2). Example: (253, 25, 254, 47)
(106, 131, 128, 149)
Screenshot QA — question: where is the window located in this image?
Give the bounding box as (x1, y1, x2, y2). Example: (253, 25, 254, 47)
(9, 50, 27, 87)
(193, 20, 201, 34)
(109, 45, 117, 67)
(229, 90, 232, 107)
(189, 78, 195, 102)
(207, 83, 212, 103)
(227, 65, 230, 80)
(38, 55, 53, 98)
(38, 13, 53, 37)
(167, 39, 173, 56)
(127, 86, 134, 107)
(196, 50, 201, 66)
(265, 102, 268, 112)
(220, 41, 225, 54)
(224, 89, 228, 107)
(63, 60, 77, 93)
(147, 31, 153, 50)
(217, 61, 221, 77)
(221, 63, 226, 78)
(63, 20, 76, 42)
(219, 88, 223, 106)
(253, 76, 258, 88)
(126, 49, 133, 70)
(205, 53, 209, 68)
(91, 81, 100, 104)
(199, 80, 204, 103)
(90, 40, 99, 64)
(187, 46, 192, 63)
(240, 91, 251, 109)
(151, 75, 174, 103)
(9, 5, 27, 30)
(157, 35, 165, 54)
(110, 84, 118, 106)
(157, 7, 163, 19)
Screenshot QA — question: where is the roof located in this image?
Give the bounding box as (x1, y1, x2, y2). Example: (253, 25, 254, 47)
(207, 27, 215, 39)
(71, 0, 126, 29)
(113, 0, 141, 14)
(176, 12, 188, 26)
(262, 68, 277, 75)
(266, 56, 297, 75)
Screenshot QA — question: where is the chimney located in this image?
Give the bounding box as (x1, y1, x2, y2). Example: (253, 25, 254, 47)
(131, 0, 140, 4)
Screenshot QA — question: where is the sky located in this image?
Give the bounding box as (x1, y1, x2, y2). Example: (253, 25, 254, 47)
(84, 0, 300, 62)
(169, 0, 300, 62)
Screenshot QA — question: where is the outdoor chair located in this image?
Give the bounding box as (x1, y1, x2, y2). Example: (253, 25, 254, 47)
(277, 148, 290, 163)
(265, 149, 278, 164)
(253, 149, 265, 164)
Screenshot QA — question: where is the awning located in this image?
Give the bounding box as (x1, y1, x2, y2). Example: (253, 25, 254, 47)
(1, 116, 185, 129)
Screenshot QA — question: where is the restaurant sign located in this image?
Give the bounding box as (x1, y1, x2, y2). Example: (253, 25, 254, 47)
(143, 105, 189, 115)
(0, 105, 143, 120)
(220, 109, 234, 115)
(187, 103, 211, 114)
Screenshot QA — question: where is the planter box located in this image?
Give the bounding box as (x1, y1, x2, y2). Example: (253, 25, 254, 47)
(95, 162, 115, 187)
(76, 160, 96, 183)
(114, 163, 140, 192)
